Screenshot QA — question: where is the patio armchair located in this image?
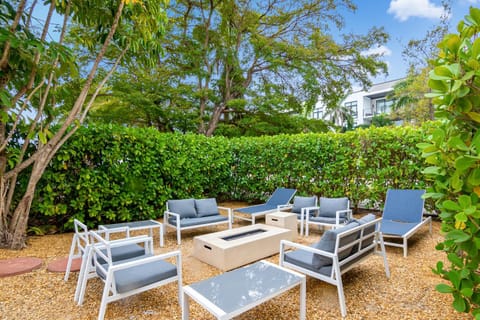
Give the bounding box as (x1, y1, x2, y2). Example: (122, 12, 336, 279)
(64, 219, 145, 282)
(305, 197, 352, 236)
(278, 195, 318, 235)
(76, 231, 182, 320)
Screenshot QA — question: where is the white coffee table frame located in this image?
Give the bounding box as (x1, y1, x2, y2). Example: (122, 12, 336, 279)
(99, 219, 164, 247)
(182, 260, 306, 320)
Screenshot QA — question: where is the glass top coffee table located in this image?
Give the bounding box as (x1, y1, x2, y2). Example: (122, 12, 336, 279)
(182, 260, 306, 320)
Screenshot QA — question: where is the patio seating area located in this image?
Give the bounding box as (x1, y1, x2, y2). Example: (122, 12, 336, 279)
(0, 201, 469, 320)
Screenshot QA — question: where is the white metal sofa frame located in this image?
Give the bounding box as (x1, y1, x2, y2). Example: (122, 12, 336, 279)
(304, 197, 353, 236)
(164, 198, 233, 244)
(76, 232, 182, 320)
(279, 217, 390, 318)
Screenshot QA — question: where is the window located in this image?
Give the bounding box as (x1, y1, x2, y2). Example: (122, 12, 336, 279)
(344, 101, 358, 118)
(374, 98, 394, 115)
(312, 108, 323, 119)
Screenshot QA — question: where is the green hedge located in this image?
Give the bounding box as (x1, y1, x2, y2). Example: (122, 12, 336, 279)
(31, 123, 428, 230)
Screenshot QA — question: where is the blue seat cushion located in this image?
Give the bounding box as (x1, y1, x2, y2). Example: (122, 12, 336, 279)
(195, 198, 220, 217)
(168, 199, 197, 219)
(97, 244, 146, 265)
(292, 196, 317, 214)
(380, 219, 419, 236)
(98, 256, 178, 294)
(311, 220, 360, 269)
(168, 215, 228, 227)
(309, 216, 349, 225)
(319, 197, 349, 218)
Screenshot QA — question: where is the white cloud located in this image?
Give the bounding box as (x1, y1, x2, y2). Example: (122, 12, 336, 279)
(362, 45, 392, 57)
(388, 0, 446, 21)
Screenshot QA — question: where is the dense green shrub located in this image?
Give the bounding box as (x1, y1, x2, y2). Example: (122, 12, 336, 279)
(31, 123, 427, 230)
(419, 7, 480, 317)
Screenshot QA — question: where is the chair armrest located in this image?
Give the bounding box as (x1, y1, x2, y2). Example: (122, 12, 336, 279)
(164, 211, 180, 219)
(218, 206, 233, 222)
(335, 209, 353, 224)
(280, 239, 335, 258)
(305, 206, 320, 222)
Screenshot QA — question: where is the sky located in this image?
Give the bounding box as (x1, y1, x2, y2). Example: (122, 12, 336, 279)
(342, 0, 480, 84)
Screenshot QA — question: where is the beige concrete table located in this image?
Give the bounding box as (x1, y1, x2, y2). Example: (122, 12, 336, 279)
(266, 211, 298, 238)
(193, 224, 293, 271)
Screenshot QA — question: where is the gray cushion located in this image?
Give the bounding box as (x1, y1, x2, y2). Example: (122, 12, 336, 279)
(311, 220, 359, 269)
(97, 257, 178, 294)
(195, 198, 219, 217)
(354, 213, 377, 249)
(292, 196, 317, 214)
(168, 199, 197, 218)
(319, 197, 349, 218)
(167, 215, 228, 227)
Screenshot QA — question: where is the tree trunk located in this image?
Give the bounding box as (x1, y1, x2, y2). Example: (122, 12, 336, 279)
(0, 148, 49, 249)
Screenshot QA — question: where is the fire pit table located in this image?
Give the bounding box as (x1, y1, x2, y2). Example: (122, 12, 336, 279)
(192, 223, 293, 271)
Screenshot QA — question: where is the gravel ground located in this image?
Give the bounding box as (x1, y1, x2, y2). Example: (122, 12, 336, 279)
(0, 202, 471, 320)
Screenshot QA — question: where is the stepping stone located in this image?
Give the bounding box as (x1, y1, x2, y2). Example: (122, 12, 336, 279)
(0, 257, 43, 277)
(47, 257, 82, 273)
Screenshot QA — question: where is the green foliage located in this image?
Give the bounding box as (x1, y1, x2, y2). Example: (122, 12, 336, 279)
(89, 0, 389, 136)
(31, 124, 426, 230)
(418, 7, 480, 317)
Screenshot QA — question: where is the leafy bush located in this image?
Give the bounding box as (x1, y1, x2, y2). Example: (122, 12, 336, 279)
(419, 7, 480, 318)
(32, 123, 426, 230)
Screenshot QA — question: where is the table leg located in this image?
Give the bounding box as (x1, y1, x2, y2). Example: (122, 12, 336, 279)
(160, 224, 164, 247)
(182, 292, 189, 320)
(300, 277, 306, 320)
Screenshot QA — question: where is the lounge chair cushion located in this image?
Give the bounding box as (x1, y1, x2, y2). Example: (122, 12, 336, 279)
(195, 198, 219, 217)
(319, 197, 349, 218)
(311, 220, 360, 269)
(292, 196, 316, 214)
(168, 199, 197, 218)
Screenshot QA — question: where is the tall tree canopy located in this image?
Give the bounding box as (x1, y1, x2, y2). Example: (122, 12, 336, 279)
(389, 0, 451, 124)
(91, 0, 389, 136)
(0, 0, 168, 249)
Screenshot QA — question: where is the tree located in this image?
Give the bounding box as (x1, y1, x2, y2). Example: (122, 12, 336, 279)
(389, 1, 451, 124)
(91, 0, 389, 136)
(419, 6, 480, 317)
(0, 0, 168, 249)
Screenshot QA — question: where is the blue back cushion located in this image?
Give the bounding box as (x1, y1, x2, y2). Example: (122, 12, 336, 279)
(167, 199, 197, 218)
(292, 196, 317, 214)
(195, 198, 219, 217)
(319, 197, 349, 218)
(383, 189, 425, 223)
(266, 188, 297, 206)
(311, 220, 359, 269)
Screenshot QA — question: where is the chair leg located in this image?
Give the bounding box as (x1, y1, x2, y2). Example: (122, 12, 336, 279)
(97, 276, 112, 320)
(336, 274, 347, 318)
(403, 238, 408, 257)
(64, 234, 78, 281)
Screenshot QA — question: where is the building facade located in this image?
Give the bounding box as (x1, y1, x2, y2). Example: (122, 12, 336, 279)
(311, 78, 404, 126)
